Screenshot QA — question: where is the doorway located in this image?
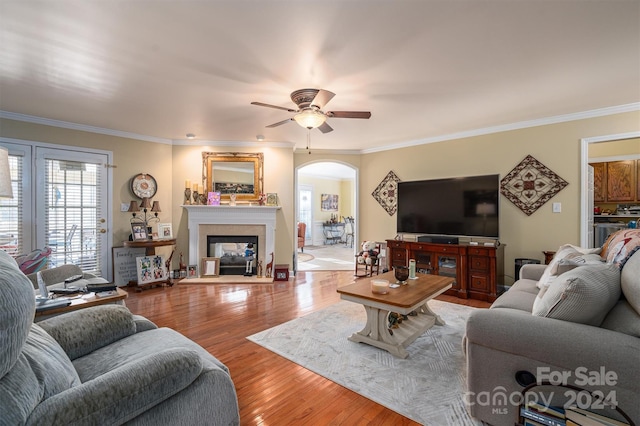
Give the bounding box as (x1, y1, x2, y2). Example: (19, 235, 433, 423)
(580, 131, 640, 247)
(295, 161, 357, 272)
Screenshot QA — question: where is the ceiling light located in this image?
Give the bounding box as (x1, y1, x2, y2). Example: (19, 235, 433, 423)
(186, 133, 196, 139)
(256, 135, 265, 141)
(293, 109, 326, 129)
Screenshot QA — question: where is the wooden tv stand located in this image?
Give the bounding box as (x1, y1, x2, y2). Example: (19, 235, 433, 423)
(385, 239, 504, 302)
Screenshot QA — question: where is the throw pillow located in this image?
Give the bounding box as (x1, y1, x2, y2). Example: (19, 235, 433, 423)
(536, 244, 602, 290)
(532, 263, 621, 326)
(602, 229, 640, 269)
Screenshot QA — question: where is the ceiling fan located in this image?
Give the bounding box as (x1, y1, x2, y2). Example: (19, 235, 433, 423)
(251, 88, 371, 133)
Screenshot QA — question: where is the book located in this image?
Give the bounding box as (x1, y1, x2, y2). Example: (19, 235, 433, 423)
(565, 407, 629, 426)
(521, 407, 566, 426)
(527, 402, 566, 419)
(524, 420, 546, 426)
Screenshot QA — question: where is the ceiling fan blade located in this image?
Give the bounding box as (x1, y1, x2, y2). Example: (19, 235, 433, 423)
(317, 122, 333, 134)
(251, 102, 297, 113)
(266, 118, 294, 128)
(310, 89, 336, 109)
(326, 111, 371, 119)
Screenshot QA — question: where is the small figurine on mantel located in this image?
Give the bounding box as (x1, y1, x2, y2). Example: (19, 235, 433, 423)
(257, 260, 263, 278)
(244, 243, 255, 276)
(258, 193, 266, 206)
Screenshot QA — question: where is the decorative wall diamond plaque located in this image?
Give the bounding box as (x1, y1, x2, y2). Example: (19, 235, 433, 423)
(500, 155, 568, 216)
(372, 170, 401, 216)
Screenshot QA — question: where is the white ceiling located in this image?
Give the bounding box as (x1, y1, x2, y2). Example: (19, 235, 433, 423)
(1, 1, 639, 152)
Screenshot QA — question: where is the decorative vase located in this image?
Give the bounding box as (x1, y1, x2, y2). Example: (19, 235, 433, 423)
(184, 188, 191, 205)
(192, 190, 199, 205)
(394, 266, 409, 285)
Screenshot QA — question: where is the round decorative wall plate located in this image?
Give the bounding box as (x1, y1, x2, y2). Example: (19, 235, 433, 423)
(130, 173, 157, 199)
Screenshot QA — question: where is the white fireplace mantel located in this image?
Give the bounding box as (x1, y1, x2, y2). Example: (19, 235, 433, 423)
(183, 205, 280, 266)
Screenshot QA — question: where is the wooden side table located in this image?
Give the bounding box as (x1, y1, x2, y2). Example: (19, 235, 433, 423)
(123, 239, 176, 289)
(542, 251, 556, 265)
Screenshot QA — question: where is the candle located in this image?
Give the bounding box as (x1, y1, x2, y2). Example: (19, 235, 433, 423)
(371, 279, 389, 294)
(193, 183, 198, 193)
(185, 179, 191, 189)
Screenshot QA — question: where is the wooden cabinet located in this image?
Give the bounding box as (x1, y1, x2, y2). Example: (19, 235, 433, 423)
(591, 162, 606, 202)
(386, 240, 504, 302)
(606, 160, 636, 202)
(591, 160, 639, 203)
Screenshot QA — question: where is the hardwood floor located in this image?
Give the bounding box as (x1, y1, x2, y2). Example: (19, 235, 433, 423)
(124, 271, 490, 425)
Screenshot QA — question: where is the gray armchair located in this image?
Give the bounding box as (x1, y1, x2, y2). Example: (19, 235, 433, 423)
(0, 249, 240, 425)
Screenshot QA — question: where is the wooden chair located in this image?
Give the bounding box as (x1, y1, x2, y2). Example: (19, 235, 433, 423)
(343, 217, 355, 248)
(354, 242, 380, 277)
(297, 222, 306, 252)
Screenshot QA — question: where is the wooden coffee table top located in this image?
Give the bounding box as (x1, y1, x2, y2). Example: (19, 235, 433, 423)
(35, 288, 128, 318)
(337, 271, 453, 309)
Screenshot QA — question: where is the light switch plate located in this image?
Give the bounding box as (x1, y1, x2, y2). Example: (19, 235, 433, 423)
(121, 203, 130, 212)
(552, 202, 561, 213)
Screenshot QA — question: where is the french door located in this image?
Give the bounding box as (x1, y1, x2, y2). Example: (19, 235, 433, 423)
(1, 140, 112, 279)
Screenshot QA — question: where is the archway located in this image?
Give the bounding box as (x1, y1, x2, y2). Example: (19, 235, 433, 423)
(294, 161, 358, 273)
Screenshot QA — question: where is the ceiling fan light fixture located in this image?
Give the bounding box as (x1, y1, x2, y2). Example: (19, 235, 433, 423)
(293, 109, 326, 129)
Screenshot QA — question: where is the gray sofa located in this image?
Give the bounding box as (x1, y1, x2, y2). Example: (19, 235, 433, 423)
(0, 250, 240, 425)
(465, 234, 640, 426)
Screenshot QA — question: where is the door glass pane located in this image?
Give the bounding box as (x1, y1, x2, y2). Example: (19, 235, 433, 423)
(299, 187, 312, 241)
(0, 154, 22, 256)
(45, 159, 102, 274)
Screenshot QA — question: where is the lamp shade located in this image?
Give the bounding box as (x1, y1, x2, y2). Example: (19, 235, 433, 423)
(294, 109, 327, 129)
(139, 197, 151, 209)
(127, 200, 140, 212)
(0, 147, 13, 199)
(151, 201, 161, 212)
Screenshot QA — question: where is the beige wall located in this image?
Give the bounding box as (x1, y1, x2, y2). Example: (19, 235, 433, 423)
(3, 111, 639, 281)
(298, 174, 354, 222)
(357, 111, 640, 284)
(588, 137, 640, 158)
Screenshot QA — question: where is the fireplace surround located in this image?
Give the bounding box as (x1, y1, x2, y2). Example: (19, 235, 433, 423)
(183, 205, 279, 275)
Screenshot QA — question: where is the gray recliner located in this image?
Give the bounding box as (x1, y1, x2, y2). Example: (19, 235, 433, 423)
(0, 250, 240, 425)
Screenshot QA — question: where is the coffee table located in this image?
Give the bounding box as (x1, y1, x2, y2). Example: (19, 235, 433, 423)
(34, 288, 128, 321)
(337, 271, 453, 358)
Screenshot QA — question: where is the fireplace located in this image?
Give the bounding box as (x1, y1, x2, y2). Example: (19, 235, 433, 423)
(183, 205, 280, 276)
(208, 235, 258, 275)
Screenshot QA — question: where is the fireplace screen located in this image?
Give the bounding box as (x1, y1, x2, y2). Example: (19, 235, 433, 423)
(208, 235, 258, 275)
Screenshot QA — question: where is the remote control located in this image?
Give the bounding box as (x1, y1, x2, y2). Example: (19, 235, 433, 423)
(64, 274, 83, 284)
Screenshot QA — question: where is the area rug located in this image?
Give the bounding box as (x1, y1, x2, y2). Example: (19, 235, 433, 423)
(247, 299, 481, 425)
(297, 253, 315, 262)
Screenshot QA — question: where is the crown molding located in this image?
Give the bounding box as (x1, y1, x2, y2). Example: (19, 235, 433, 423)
(0, 110, 173, 144)
(3, 102, 638, 152)
(360, 102, 640, 154)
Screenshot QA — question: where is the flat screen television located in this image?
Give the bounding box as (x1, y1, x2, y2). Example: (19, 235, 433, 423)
(396, 174, 499, 239)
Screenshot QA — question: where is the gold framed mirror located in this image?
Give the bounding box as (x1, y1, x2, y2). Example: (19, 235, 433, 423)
(202, 152, 264, 202)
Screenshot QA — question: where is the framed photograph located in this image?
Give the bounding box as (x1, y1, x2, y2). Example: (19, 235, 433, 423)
(136, 255, 167, 285)
(131, 223, 148, 241)
(201, 257, 220, 277)
(321, 194, 339, 212)
(208, 191, 221, 206)
(187, 264, 198, 277)
(158, 223, 173, 239)
(266, 193, 278, 206)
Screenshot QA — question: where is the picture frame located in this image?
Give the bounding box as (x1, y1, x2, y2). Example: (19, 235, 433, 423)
(131, 223, 148, 241)
(158, 223, 173, 239)
(208, 191, 221, 206)
(136, 255, 167, 285)
(201, 257, 220, 277)
(321, 194, 339, 212)
(266, 193, 278, 206)
(187, 264, 198, 277)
